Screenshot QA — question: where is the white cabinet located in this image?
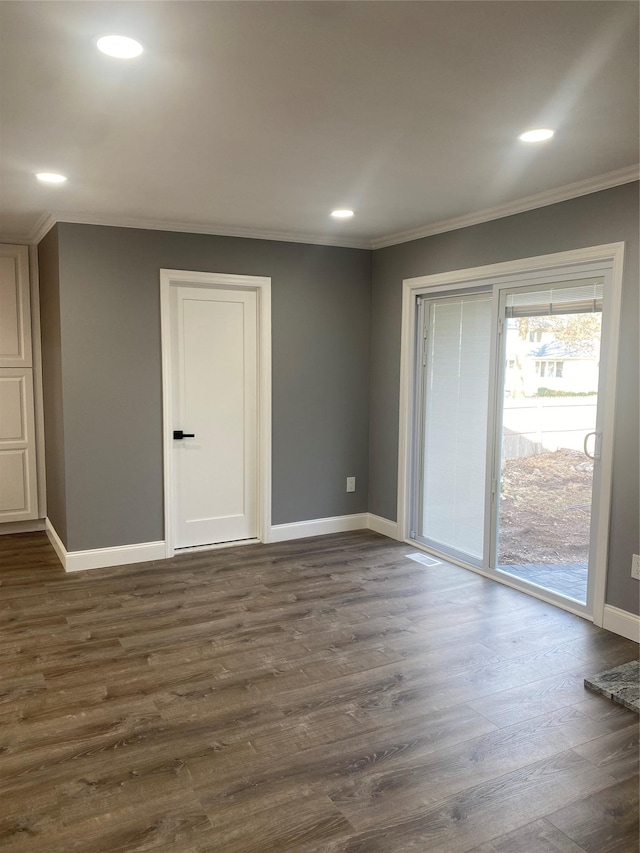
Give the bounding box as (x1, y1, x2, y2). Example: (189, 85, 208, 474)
(0, 246, 32, 368)
(0, 245, 38, 521)
(0, 369, 38, 519)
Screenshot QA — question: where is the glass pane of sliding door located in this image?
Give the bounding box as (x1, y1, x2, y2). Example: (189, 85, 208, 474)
(493, 279, 604, 606)
(414, 293, 492, 563)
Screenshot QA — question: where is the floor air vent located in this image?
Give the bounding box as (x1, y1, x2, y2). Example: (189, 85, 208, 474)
(405, 552, 441, 567)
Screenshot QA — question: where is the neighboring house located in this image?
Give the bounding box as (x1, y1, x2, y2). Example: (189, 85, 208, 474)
(502, 328, 600, 458)
(504, 323, 600, 396)
(529, 339, 600, 394)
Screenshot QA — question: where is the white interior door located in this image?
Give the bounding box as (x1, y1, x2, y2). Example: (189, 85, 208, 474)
(170, 284, 258, 548)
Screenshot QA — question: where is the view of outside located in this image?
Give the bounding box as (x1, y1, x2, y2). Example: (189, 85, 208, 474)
(497, 311, 602, 602)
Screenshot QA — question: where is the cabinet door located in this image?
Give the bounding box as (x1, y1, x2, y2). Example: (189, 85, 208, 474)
(0, 369, 38, 521)
(0, 245, 32, 368)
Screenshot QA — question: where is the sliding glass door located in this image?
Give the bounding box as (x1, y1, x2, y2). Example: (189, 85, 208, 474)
(407, 257, 617, 619)
(412, 293, 492, 564)
(491, 279, 604, 607)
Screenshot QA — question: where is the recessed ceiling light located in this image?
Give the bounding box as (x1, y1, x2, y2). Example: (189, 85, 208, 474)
(330, 209, 354, 219)
(35, 172, 67, 184)
(96, 35, 143, 59)
(518, 128, 555, 143)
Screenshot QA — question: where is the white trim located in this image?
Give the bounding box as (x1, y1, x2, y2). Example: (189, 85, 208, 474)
(270, 513, 368, 543)
(25, 212, 370, 251)
(2, 165, 636, 251)
(372, 165, 639, 249)
(37, 520, 640, 633)
(30, 213, 57, 246)
(45, 518, 67, 567)
(160, 269, 272, 557)
(588, 250, 624, 627)
(402, 242, 627, 292)
(28, 244, 47, 518)
(65, 541, 166, 573)
(0, 519, 45, 535)
(43, 513, 397, 563)
(367, 513, 401, 540)
(602, 605, 640, 643)
(397, 243, 625, 626)
(0, 213, 56, 247)
(46, 518, 165, 572)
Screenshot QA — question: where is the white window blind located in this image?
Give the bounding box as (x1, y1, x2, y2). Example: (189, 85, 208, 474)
(420, 293, 492, 561)
(505, 278, 604, 317)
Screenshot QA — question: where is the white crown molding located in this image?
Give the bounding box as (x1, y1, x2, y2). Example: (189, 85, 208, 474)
(5, 164, 637, 250)
(29, 211, 371, 250)
(0, 213, 56, 246)
(29, 212, 57, 245)
(371, 164, 640, 250)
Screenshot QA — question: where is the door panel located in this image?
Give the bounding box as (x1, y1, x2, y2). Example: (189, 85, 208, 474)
(0, 369, 37, 520)
(0, 246, 31, 367)
(414, 293, 492, 563)
(171, 286, 258, 548)
(491, 278, 605, 612)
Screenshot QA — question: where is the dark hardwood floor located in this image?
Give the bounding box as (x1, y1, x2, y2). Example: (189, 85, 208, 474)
(0, 530, 638, 852)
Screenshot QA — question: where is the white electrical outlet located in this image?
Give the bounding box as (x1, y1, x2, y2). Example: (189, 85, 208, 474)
(346, 477, 356, 493)
(632, 554, 640, 581)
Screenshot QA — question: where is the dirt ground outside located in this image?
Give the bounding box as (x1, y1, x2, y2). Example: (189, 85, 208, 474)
(498, 448, 593, 565)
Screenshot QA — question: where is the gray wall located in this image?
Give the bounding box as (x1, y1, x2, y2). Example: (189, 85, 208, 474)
(37, 186, 638, 614)
(369, 181, 639, 614)
(37, 225, 67, 543)
(48, 224, 371, 551)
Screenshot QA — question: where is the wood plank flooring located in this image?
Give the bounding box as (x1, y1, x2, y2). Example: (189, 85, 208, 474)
(0, 530, 638, 852)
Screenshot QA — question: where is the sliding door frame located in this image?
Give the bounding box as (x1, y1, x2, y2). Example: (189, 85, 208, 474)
(397, 243, 625, 626)
(488, 273, 611, 618)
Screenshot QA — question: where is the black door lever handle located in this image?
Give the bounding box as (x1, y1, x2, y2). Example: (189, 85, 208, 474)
(173, 430, 196, 440)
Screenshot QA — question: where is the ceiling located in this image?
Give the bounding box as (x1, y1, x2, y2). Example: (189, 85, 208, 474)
(1, 1, 638, 248)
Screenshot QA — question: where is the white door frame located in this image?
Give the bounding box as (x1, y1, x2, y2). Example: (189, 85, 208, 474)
(160, 269, 272, 557)
(397, 242, 625, 627)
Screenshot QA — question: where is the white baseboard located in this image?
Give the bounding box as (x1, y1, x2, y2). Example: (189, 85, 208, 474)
(0, 519, 45, 535)
(41, 512, 402, 571)
(45, 518, 67, 567)
(41, 517, 638, 639)
(367, 513, 401, 540)
(269, 512, 402, 543)
(65, 541, 166, 573)
(602, 604, 640, 643)
(36, 519, 640, 641)
(270, 513, 369, 543)
(46, 518, 165, 573)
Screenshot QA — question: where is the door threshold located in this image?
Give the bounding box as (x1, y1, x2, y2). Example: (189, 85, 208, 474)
(404, 539, 593, 621)
(173, 538, 261, 555)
